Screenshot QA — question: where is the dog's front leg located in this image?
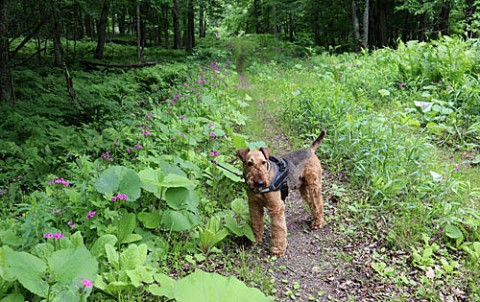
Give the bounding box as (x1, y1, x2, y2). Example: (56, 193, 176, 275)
(247, 194, 265, 244)
(266, 193, 287, 256)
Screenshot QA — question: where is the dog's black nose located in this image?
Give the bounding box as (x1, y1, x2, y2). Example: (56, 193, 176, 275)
(255, 180, 265, 187)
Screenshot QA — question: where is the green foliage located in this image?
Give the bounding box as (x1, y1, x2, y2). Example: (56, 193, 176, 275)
(0, 240, 98, 300)
(151, 270, 274, 302)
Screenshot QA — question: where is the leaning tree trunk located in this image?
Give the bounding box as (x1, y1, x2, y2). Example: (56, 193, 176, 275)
(94, 0, 109, 59)
(0, 0, 14, 103)
(362, 0, 369, 49)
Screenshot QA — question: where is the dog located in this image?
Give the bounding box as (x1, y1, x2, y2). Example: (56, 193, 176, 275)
(236, 129, 326, 256)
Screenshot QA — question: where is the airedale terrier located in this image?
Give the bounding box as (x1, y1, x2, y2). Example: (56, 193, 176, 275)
(236, 129, 326, 256)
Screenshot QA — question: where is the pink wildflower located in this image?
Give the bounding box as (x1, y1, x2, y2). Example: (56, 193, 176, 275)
(81, 278, 93, 289)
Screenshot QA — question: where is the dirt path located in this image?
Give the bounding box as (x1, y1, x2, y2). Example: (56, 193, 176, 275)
(237, 71, 386, 301)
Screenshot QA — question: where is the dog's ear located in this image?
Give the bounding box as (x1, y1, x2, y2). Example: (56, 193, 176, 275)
(259, 147, 270, 160)
(236, 148, 250, 162)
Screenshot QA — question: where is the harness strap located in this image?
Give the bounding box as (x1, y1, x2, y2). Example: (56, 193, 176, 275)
(257, 155, 289, 196)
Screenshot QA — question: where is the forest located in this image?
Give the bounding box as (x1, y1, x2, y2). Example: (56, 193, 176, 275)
(1, 0, 480, 301)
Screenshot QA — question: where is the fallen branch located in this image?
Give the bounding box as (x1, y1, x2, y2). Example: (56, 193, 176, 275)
(80, 60, 162, 70)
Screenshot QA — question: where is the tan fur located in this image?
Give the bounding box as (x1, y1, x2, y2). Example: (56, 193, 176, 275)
(237, 130, 326, 256)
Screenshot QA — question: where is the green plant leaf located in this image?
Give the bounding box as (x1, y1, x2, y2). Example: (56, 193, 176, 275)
(165, 187, 190, 210)
(174, 270, 273, 302)
(126, 266, 154, 287)
(0, 293, 24, 302)
(445, 224, 463, 239)
(105, 244, 119, 270)
(95, 166, 141, 201)
(149, 273, 176, 299)
(119, 244, 148, 270)
(4, 251, 48, 297)
(138, 168, 165, 198)
(162, 174, 195, 188)
(118, 213, 136, 244)
(138, 212, 161, 229)
(47, 246, 98, 285)
(161, 210, 200, 231)
(91, 235, 118, 258)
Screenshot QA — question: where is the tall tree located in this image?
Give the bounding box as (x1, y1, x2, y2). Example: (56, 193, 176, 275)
(172, 0, 180, 49)
(362, 0, 370, 49)
(0, 0, 14, 103)
(94, 0, 110, 59)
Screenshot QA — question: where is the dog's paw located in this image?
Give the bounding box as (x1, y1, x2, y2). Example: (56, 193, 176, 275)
(270, 247, 286, 257)
(311, 219, 325, 229)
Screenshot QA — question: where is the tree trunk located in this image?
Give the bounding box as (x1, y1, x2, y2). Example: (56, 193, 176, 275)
(52, 15, 64, 66)
(253, 0, 261, 34)
(172, 0, 180, 49)
(376, 0, 388, 47)
(273, 0, 278, 39)
(136, 2, 142, 58)
(185, 0, 194, 52)
(94, 0, 109, 59)
(352, 0, 361, 50)
(0, 0, 15, 103)
(362, 0, 369, 49)
(312, 7, 321, 46)
(85, 14, 94, 38)
(163, 4, 169, 48)
(199, 1, 206, 38)
(289, 13, 294, 42)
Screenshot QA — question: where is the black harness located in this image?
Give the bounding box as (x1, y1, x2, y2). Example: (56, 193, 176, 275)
(254, 155, 289, 201)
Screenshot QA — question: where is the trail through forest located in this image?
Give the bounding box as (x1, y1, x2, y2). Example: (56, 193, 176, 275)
(236, 57, 391, 301)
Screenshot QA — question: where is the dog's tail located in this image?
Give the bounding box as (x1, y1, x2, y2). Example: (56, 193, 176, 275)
(310, 129, 326, 152)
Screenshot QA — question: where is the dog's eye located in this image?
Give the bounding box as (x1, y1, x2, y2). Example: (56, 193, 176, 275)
(247, 161, 254, 167)
(262, 161, 267, 165)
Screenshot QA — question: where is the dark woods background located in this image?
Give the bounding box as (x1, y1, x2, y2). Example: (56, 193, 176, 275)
(1, 0, 480, 103)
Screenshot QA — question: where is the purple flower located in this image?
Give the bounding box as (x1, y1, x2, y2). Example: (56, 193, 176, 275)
(114, 141, 120, 146)
(173, 94, 181, 100)
(181, 133, 185, 137)
(178, 115, 186, 119)
(112, 196, 117, 202)
(170, 101, 175, 106)
(134, 145, 143, 150)
(117, 194, 128, 200)
(209, 151, 220, 157)
(68, 221, 77, 228)
(210, 132, 216, 137)
(53, 233, 65, 240)
(455, 164, 460, 172)
(43, 233, 54, 239)
(86, 211, 96, 219)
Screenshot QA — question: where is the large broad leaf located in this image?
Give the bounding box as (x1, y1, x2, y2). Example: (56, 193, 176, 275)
(148, 273, 176, 299)
(5, 251, 48, 297)
(137, 212, 161, 229)
(95, 166, 141, 201)
(165, 187, 190, 210)
(119, 244, 148, 271)
(118, 213, 136, 244)
(138, 168, 165, 198)
(0, 293, 24, 302)
(174, 270, 273, 302)
(47, 246, 98, 285)
(160, 210, 200, 231)
(90, 235, 118, 258)
(162, 174, 195, 188)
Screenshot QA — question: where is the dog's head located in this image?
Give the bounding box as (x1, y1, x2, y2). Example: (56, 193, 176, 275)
(236, 147, 273, 191)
